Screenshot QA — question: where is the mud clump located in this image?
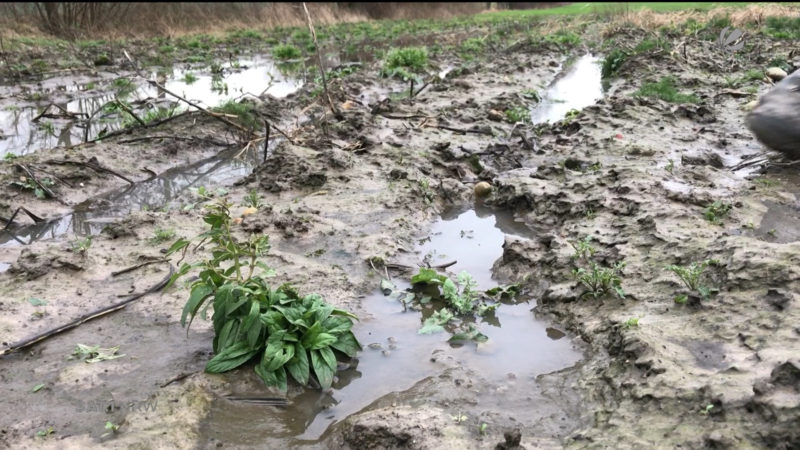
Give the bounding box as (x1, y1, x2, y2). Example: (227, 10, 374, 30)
(9, 247, 85, 280)
(245, 144, 352, 192)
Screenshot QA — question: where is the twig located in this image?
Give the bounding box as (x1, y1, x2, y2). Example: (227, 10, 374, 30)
(433, 125, 494, 136)
(302, 2, 342, 120)
(111, 258, 168, 277)
(114, 97, 146, 127)
(0, 263, 174, 357)
(14, 163, 60, 201)
(263, 120, 271, 163)
(45, 159, 135, 185)
(378, 112, 434, 120)
(118, 135, 228, 146)
(160, 371, 198, 388)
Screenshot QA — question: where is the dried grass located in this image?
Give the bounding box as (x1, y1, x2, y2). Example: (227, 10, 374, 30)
(601, 4, 800, 30)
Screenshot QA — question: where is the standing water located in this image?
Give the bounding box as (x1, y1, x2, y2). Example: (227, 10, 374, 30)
(0, 54, 303, 157)
(530, 54, 604, 124)
(200, 204, 583, 447)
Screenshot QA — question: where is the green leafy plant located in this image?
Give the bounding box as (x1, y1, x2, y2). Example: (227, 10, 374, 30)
(71, 236, 93, 255)
(623, 317, 639, 328)
(70, 344, 125, 363)
(182, 72, 199, 84)
(242, 190, 264, 209)
(273, 44, 301, 60)
(570, 235, 596, 260)
(665, 259, 718, 300)
(504, 105, 530, 123)
(602, 48, 627, 79)
(102, 421, 120, 437)
(166, 200, 361, 390)
(381, 46, 428, 83)
(635, 76, 699, 104)
(573, 262, 626, 299)
(36, 427, 54, 438)
(149, 228, 176, 245)
(10, 176, 54, 199)
(212, 100, 259, 129)
(666, 159, 675, 174)
(703, 201, 731, 225)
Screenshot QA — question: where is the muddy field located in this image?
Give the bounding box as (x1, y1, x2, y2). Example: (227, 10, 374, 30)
(1, 12, 799, 450)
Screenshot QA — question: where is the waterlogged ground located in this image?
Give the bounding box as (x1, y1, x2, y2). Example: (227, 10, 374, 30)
(1, 15, 800, 450)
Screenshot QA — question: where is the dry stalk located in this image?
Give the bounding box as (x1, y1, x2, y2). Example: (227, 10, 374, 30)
(302, 2, 342, 120)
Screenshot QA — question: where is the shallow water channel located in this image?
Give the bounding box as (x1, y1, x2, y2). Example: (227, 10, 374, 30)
(200, 204, 583, 446)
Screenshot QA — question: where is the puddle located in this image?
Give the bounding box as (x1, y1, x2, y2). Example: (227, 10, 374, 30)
(0, 54, 303, 157)
(0, 147, 259, 253)
(530, 54, 604, 124)
(201, 204, 582, 447)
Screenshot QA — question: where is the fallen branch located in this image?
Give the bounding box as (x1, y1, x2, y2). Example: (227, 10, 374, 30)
(0, 262, 174, 357)
(45, 158, 134, 185)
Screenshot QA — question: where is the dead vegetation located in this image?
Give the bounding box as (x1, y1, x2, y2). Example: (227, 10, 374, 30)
(0, 2, 490, 39)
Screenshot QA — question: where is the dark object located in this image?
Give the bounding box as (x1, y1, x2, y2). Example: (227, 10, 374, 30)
(746, 70, 800, 160)
(495, 428, 524, 450)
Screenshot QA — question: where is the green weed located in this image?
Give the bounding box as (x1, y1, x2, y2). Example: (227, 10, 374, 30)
(242, 190, 264, 209)
(635, 76, 699, 103)
(166, 200, 361, 391)
(504, 105, 530, 123)
(545, 29, 580, 47)
(665, 259, 719, 300)
(273, 44, 302, 60)
(212, 100, 259, 129)
(573, 262, 626, 299)
(381, 46, 428, 81)
(623, 317, 639, 328)
(71, 236, 93, 255)
(703, 201, 731, 225)
(149, 228, 176, 245)
(570, 235, 596, 260)
(764, 16, 800, 40)
(10, 176, 54, 199)
(602, 48, 627, 78)
(182, 72, 199, 84)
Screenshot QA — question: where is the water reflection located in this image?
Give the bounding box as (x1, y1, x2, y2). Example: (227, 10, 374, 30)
(530, 53, 604, 124)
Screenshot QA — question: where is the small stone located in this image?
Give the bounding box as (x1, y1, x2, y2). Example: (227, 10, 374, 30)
(488, 109, 505, 121)
(766, 67, 787, 82)
(474, 181, 492, 197)
(743, 100, 759, 112)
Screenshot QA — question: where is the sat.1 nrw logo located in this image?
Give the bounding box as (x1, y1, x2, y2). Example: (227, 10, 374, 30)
(718, 27, 745, 53)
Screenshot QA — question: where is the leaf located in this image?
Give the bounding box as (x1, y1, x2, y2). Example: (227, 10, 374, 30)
(322, 315, 353, 335)
(27, 298, 47, 307)
(411, 268, 447, 285)
(205, 342, 258, 373)
(419, 317, 446, 334)
(331, 331, 361, 357)
(263, 341, 295, 372)
(286, 343, 310, 385)
(181, 284, 212, 328)
(255, 359, 288, 391)
(165, 238, 190, 256)
(301, 322, 324, 349)
(241, 300, 261, 334)
(32, 383, 45, 393)
(311, 349, 334, 390)
(318, 346, 336, 371)
(310, 332, 337, 350)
